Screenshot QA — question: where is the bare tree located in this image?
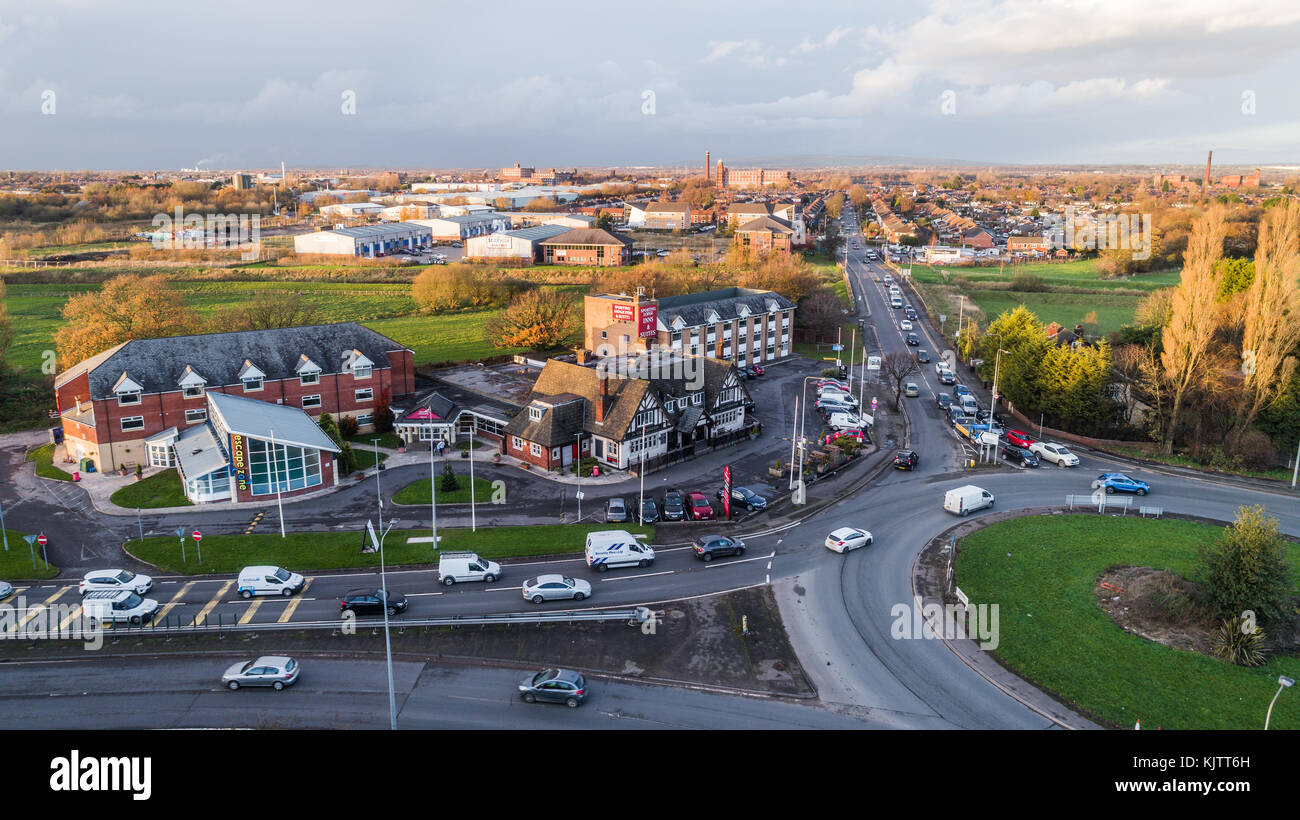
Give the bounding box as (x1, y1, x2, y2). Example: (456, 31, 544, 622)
(881, 351, 921, 410)
(1159, 207, 1226, 454)
(1230, 200, 1300, 447)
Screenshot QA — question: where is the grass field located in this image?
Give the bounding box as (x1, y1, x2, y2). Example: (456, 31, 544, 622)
(126, 522, 653, 574)
(0, 530, 59, 580)
(26, 443, 74, 481)
(956, 514, 1300, 729)
(391, 475, 500, 506)
(109, 469, 192, 509)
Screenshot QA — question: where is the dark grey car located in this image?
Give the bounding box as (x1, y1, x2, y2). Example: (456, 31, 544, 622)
(662, 489, 686, 521)
(519, 668, 587, 707)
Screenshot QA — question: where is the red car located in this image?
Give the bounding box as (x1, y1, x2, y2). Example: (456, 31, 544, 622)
(686, 491, 715, 520)
(1006, 429, 1037, 448)
(750, 364, 765, 376)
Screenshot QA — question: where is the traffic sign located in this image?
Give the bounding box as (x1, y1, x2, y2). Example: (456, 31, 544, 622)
(871, 397, 878, 411)
(36, 534, 47, 546)
(192, 530, 202, 541)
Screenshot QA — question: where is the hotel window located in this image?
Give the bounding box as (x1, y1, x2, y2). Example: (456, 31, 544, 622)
(121, 416, 145, 432)
(300, 372, 319, 386)
(247, 438, 322, 495)
(302, 395, 322, 409)
(357, 413, 374, 427)
(117, 390, 141, 406)
(530, 443, 542, 457)
(692, 392, 702, 406)
(184, 408, 207, 424)
(242, 376, 263, 392)
(182, 385, 204, 399)
(512, 436, 524, 450)
(353, 365, 372, 380)
(355, 388, 373, 402)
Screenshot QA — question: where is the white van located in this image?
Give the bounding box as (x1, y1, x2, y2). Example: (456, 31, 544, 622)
(890, 295, 903, 309)
(959, 394, 980, 415)
(237, 566, 306, 599)
(827, 412, 864, 430)
(944, 485, 995, 516)
(438, 551, 502, 585)
(585, 530, 655, 572)
(82, 590, 159, 626)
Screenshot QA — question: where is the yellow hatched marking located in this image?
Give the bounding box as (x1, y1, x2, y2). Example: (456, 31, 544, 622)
(155, 581, 195, 622)
(238, 599, 263, 625)
(191, 580, 232, 626)
(276, 579, 312, 623)
(19, 586, 69, 630)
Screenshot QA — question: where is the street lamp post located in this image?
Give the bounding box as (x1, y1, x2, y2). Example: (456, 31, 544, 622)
(990, 347, 1010, 422)
(372, 438, 383, 534)
(1266, 675, 1294, 729)
(429, 435, 437, 548)
(469, 426, 477, 532)
(377, 519, 397, 731)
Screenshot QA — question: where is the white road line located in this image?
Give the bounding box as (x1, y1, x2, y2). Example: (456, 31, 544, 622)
(599, 570, 675, 582)
(405, 592, 445, 597)
(703, 551, 775, 568)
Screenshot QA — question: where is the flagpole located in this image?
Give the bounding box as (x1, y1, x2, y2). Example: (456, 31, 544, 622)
(270, 428, 285, 538)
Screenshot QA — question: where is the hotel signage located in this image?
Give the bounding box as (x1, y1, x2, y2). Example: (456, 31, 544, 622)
(231, 434, 248, 492)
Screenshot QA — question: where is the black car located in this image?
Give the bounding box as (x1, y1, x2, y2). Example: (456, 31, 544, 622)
(518, 668, 587, 708)
(893, 450, 919, 470)
(917, 350, 930, 363)
(638, 497, 660, 524)
(340, 588, 408, 617)
(937, 393, 952, 411)
(693, 535, 746, 562)
(715, 486, 768, 511)
(906, 333, 920, 346)
(662, 488, 686, 521)
(1001, 445, 1040, 468)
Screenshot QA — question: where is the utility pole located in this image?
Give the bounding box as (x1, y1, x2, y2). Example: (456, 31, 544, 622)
(271, 428, 286, 538)
(372, 438, 383, 535)
(429, 435, 437, 547)
(788, 396, 799, 490)
(469, 426, 477, 532)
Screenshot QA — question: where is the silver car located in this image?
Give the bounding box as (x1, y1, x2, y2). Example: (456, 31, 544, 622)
(521, 574, 592, 604)
(0, 581, 12, 600)
(222, 656, 300, 690)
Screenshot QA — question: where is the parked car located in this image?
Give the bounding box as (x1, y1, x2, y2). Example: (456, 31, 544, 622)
(662, 488, 686, 521)
(0, 581, 11, 600)
(693, 535, 746, 562)
(222, 656, 300, 691)
(79, 568, 153, 596)
(340, 588, 408, 617)
(518, 668, 587, 708)
(903, 382, 920, 398)
(1030, 442, 1080, 467)
(893, 450, 919, 470)
(824, 527, 873, 554)
(605, 497, 631, 523)
(1005, 429, 1037, 449)
(1001, 445, 1040, 468)
(637, 497, 660, 523)
(825, 428, 867, 444)
(686, 491, 715, 520)
(522, 574, 591, 604)
(1092, 473, 1150, 495)
(716, 486, 768, 511)
(750, 364, 765, 376)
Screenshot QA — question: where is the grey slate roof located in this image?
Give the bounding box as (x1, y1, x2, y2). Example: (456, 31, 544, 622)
(736, 215, 794, 235)
(491, 224, 573, 242)
(61, 322, 408, 400)
(503, 395, 586, 447)
(207, 391, 341, 452)
(655, 287, 796, 329)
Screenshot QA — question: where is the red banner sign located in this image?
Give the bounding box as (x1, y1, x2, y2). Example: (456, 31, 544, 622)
(611, 302, 635, 322)
(638, 303, 658, 338)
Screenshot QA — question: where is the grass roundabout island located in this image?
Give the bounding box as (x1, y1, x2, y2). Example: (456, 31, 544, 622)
(955, 514, 1300, 729)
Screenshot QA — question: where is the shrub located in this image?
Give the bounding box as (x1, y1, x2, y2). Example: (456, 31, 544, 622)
(373, 402, 395, 434)
(1008, 273, 1047, 292)
(339, 416, 359, 438)
(1236, 430, 1276, 471)
(570, 457, 598, 477)
(1197, 505, 1294, 624)
(439, 462, 460, 493)
(1211, 618, 1268, 667)
(338, 443, 356, 476)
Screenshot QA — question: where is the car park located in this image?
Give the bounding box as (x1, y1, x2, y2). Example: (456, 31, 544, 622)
(237, 566, 305, 598)
(522, 574, 591, 603)
(79, 568, 153, 596)
(222, 656, 300, 691)
(903, 382, 919, 397)
(518, 668, 587, 708)
(438, 551, 501, 585)
(340, 588, 408, 617)
(825, 527, 873, 554)
(1092, 473, 1150, 495)
(893, 449, 919, 470)
(1005, 429, 1037, 448)
(692, 535, 746, 562)
(716, 486, 768, 511)
(81, 590, 159, 626)
(585, 530, 655, 571)
(605, 497, 631, 523)
(686, 491, 715, 520)
(1030, 442, 1080, 467)
(1000, 445, 1040, 468)
(661, 488, 686, 521)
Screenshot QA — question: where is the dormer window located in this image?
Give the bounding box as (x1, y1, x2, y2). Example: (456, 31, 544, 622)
(295, 354, 322, 386)
(118, 389, 141, 406)
(238, 360, 265, 392)
(342, 349, 374, 380)
(114, 373, 144, 406)
(243, 376, 263, 392)
(353, 364, 372, 380)
(528, 405, 543, 422)
(178, 365, 206, 398)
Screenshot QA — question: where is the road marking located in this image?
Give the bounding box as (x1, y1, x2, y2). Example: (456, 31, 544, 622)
(192, 580, 232, 626)
(703, 550, 776, 569)
(155, 581, 195, 621)
(238, 599, 263, 625)
(277, 579, 312, 623)
(599, 570, 674, 582)
(406, 592, 444, 597)
(18, 586, 69, 631)
(0, 585, 24, 603)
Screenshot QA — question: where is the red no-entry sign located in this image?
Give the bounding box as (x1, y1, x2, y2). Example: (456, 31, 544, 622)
(36, 534, 47, 546)
(192, 530, 202, 541)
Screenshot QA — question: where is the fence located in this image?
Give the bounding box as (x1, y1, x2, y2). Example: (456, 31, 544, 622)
(1065, 494, 1133, 514)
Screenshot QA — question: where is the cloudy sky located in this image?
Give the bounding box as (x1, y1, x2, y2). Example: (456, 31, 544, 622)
(2, 0, 1298, 170)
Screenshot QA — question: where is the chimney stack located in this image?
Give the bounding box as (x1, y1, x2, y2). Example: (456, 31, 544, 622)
(705, 151, 711, 183)
(595, 376, 609, 423)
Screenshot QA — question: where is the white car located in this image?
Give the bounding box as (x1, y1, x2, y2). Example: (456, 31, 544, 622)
(825, 527, 873, 553)
(935, 362, 952, 376)
(522, 574, 591, 604)
(1030, 442, 1080, 467)
(900, 320, 913, 331)
(79, 568, 153, 596)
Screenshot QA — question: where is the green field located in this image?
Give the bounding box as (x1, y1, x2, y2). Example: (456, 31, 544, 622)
(391, 475, 500, 506)
(109, 469, 192, 509)
(0, 530, 59, 580)
(956, 514, 1300, 729)
(126, 522, 654, 574)
(26, 443, 74, 481)
(966, 290, 1143, 333)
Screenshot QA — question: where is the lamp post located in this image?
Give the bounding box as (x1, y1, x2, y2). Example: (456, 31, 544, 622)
(372, 438, 383, 535)
(377, 519, 397, 730)
(429, 435, 437, 548)
(990, 347, 1010, 422)
(1266, 675, 1294, 729)
(468, 425, 477, 532)
(270, 428, 286, 538)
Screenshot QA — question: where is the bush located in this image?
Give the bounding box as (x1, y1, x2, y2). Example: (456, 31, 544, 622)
(439, 462, 460, 493)
(373, 402, 395, 434)
(1236, 430, 1276, 471)
(1211, 618, 1268, 667)
(339, 416, 359, 438)
(1197, 505, 1294, 625)
(820, 367, 842, 379)
(570, 457, 598, 477)
(338, 443, 356, 476)
(1008, 273, 1047, 292)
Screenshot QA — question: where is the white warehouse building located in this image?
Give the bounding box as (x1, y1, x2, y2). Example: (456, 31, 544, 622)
(293, 223, 433, 257)
(465, 225, 572, 262)
(411, 213, 511, 241)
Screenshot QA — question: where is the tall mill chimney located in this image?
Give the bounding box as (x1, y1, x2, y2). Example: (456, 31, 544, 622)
(705, 151, 711, 183)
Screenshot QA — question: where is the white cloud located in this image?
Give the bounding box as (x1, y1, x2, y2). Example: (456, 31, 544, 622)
(794, 26, 853, 54)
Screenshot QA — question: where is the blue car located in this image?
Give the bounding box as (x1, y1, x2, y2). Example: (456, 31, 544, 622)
(952, 384, 970, 398)
(1092, 473, 1150, 496)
